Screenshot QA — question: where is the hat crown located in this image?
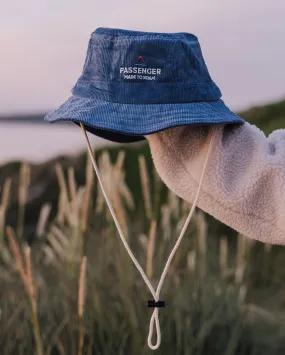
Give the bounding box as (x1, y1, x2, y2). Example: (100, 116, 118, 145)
(45, 27, 243, 143)
(73, 27, 222, 104)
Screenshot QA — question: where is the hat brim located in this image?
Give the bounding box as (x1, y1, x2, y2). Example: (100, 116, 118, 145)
(44, 95, 244, 143)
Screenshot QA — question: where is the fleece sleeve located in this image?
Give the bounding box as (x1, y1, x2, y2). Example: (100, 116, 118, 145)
(145, 122, 285, 245)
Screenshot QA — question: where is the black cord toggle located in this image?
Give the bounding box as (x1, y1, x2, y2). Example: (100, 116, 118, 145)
(147, 300, 166, 308)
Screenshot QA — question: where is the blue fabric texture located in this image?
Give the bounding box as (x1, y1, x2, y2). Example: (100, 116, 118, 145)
(45, 27, 244, 142)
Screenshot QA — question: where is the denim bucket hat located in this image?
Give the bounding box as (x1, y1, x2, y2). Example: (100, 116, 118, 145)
(44, 27, 244, 142)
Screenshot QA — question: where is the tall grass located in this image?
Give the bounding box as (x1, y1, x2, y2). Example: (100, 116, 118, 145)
(0, 151, 285, 355)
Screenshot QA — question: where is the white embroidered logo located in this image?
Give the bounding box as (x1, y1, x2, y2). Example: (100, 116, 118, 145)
(119, 56, 162, 81)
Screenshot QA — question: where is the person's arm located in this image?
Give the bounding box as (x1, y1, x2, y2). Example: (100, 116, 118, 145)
(145, 122, 285, 245)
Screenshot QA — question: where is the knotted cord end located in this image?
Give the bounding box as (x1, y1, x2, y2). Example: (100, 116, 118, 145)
(147, 300, 166, 308)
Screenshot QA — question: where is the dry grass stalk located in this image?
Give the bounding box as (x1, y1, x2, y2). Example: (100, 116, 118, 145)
(115, 152, 134, 210)
(187, 251, 196, 272)
(235, 266, 245, 285)
(151, 167, 162, 220)
(78, 256, 87, 355)
(42, 245, 55, 265)
(95, 152, 111, 214)
(47, 225, 81, 264)
(76, 188, 85, 208)
(146, 220, 157, 280)
(138, 234, 148, 251)
(118, 179, 134, 210)
(113, 192, 129, 238)
(6, 227, 43, 355)
(47, 232, 66, 261)
(114, 151, 125, 171)
(68, 167, 80, 228)
(18, 162, 31, 207)
(1, 177, 12, 210)
(235, 234, 247, 284)
(55, 163, 70, 223)
(55, 164, 69, 201)
(96, 151, 133, 237)
(51, 225, 70, 248)
(81, 186, 90, 234)
(116, 165, 132, 236)
(196, 211, 207, 255)
(138, 155, 152, 220)
(238, 285, 247, 304)
(6, 227, 28, 290)
(0, 245, 13, 266)
(24, 246, 43, 355)
(161, 205, 171, 240)
(17, 163, 31, 241)
(262, 243, 273, 281)
(95, 186, 104, 214)
(0, 207, 4, 243)
(85, 150, 94, 186)
(36, 203, 52, 238)
(81, 154, 94, 233)
(196, 210, 207, 280)
(78, 256, 87, 319)
(57, 192, 65, 225)
(24, 246, 37, 303)
(113, 155, 127, 234)
(0, 178, 12, 242)
(219, 237, 228, 278)
(66, 187, 85, 231)
(168, 190, 180, 219)
(68, 167, 77, 203)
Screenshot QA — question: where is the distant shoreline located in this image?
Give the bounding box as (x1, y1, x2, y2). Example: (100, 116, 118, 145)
(0, 122, 114, 165)
(0, 114, 67, 124)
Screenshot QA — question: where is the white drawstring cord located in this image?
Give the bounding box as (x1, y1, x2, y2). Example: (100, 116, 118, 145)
(80, 123, 217, 350)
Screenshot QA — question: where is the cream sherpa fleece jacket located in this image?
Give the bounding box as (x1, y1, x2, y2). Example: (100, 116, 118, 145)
(145, 122, 285, 245)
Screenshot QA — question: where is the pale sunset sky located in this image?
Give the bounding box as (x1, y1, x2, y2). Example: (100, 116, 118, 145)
(1, 0, 284, 115)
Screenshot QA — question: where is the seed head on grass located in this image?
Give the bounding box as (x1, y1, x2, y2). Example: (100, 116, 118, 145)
(78, 256, 87, 319)
(96, 151, 134, 237)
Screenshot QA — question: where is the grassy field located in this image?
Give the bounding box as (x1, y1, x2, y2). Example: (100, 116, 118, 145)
(0, 98, 285, 354)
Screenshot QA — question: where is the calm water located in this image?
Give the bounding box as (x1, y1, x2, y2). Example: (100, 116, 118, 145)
(0, 123, 115, 165)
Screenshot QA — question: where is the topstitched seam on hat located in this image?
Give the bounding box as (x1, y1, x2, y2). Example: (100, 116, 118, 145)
(159, 130, 284, 234)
